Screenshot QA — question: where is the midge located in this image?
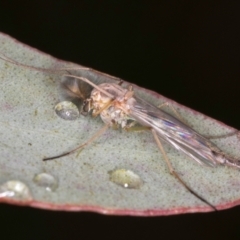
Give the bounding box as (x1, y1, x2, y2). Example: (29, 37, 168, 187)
(1, 54, 240, 210)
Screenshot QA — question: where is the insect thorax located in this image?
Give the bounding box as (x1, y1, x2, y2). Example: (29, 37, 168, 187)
(90, 83, 135, 129)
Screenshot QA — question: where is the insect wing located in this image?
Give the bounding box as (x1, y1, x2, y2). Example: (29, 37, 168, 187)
(129, 95, 220, 167)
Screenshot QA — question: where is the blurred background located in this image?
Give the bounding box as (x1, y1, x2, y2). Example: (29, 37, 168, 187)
(0, 1, 240, 239)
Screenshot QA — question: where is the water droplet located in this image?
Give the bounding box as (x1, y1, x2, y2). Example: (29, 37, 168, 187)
(55, 101, 79, 120)
(108, 168, 143, 189)
(33, 173, 58, 192)
(0, 180, 32, 200)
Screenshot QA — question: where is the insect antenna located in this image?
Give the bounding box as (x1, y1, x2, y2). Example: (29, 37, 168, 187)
(0, 53, 90, 74)
(0, 53, 116, 100)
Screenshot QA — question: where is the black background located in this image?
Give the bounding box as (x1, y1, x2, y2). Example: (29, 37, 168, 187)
(0, 1, 240, 239)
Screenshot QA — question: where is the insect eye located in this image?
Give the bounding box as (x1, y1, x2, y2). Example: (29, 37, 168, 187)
(81, 99, 92, 115)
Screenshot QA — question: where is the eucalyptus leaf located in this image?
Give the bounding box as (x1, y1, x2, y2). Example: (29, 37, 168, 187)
(0, 32, 240, 216)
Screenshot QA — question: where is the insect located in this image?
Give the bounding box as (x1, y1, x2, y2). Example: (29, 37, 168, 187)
(1, 53, 239, 211)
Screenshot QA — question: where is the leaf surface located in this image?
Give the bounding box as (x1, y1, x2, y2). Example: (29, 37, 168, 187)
(0, 32, 240, 215)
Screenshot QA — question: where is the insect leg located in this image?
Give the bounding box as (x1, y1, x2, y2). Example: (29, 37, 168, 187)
(91, 100, 115, 117)
(43, 124, 109, 161)
(204, 130, 239, 140)
(158, 102, 187, 124)
(151, 129, 217, 211)
(124, 125, 151, 132)
(118, 80, 124, 86)
(63, 74, 114, 99)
